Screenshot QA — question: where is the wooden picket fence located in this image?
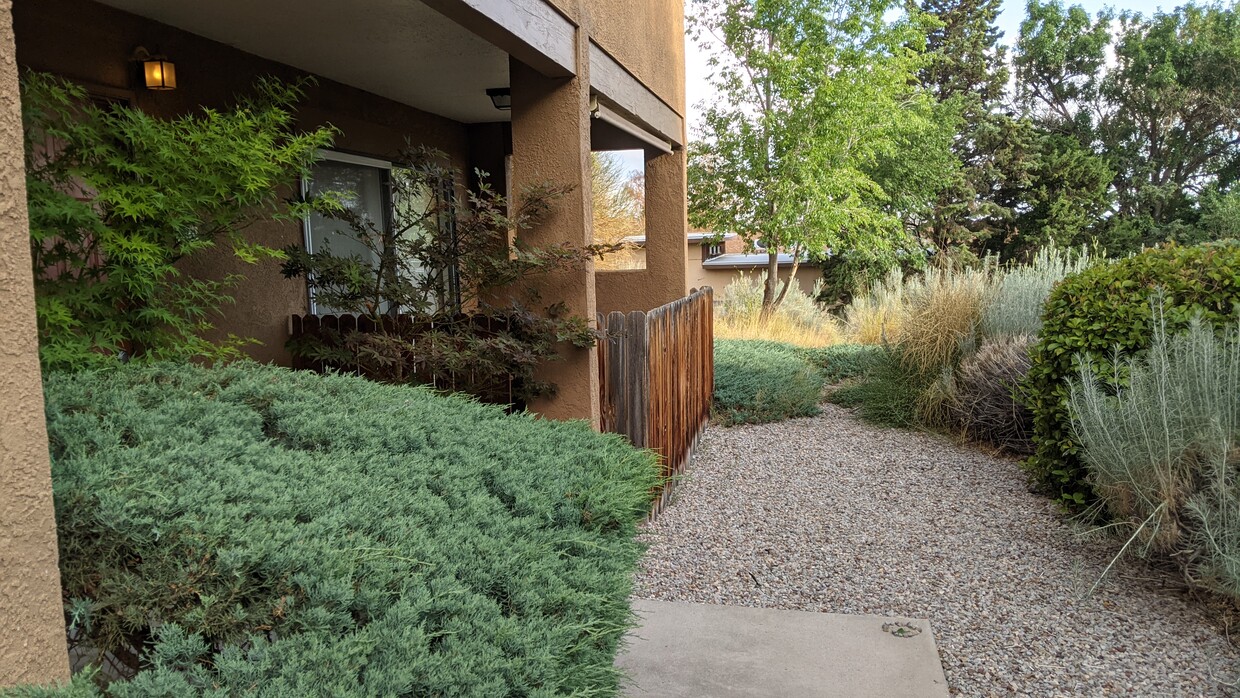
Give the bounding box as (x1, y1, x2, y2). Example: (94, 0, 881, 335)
(598, 287, 714, 517)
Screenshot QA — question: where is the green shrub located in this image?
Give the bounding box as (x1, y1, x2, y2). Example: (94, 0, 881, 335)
(1024, 242, 1240, 505)
(714, 339, 824, 425)
(826, 348, 927, 428)
(800, 344, 884, 383)
(23, 73, 334, 370)
(39, 363, 657, 697)
(0, 671, 102, 698)
(1070, 314, 1240, 603)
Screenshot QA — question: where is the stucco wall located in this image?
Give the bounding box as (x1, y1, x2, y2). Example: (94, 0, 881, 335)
(510, 55, 600, 426)
(595, 147, 687, 315)
(543, 0, 685, 119)
(13, 0, 473, 364)
(0, 0, 71, 687)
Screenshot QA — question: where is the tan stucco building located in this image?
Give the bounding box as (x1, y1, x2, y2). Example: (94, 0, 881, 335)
(0, 0, 688, 686)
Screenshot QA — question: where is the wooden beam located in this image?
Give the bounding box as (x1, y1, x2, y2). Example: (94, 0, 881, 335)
(422, 0, 576, 78)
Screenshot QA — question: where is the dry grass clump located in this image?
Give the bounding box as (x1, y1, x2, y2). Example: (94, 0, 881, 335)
(716, 314, 842, 347)
(844, 268, 909, 345)
(897, 262, 995, 375)
(715, 274, 841, 348)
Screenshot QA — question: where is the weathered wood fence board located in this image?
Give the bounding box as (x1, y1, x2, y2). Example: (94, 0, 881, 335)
(598, 287, 713, 517)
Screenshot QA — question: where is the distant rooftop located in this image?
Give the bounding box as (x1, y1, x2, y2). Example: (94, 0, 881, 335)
(701, 252, 806, 269)
(621, 232, 738, 245)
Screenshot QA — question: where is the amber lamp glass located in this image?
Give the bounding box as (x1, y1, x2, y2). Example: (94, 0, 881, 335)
(143, 59, 176, 90)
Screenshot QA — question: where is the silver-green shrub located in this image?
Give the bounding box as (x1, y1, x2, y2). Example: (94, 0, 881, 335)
(1069, 310, 1240, 601)
(981, 246, 1092, 339)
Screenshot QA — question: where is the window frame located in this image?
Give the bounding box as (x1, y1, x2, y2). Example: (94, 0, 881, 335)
(300, 149, 463, 317)
(300, 150, 394, 316)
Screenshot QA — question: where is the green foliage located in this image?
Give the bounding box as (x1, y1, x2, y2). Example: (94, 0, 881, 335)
(1024, 242, 1240, 505)
(915, 0, 1019, 254)
(0, 671, 102, 698)
(1070, 314, 1240, 603)
(23, 72, 335, 370)
(40, 363, 657, 696)
(997, 130, 1114, 256)
(713, 340, 825, 425)
(687, 0, 953, 313)
(826, 347, 927, 428)
(801, 344, 885, 383)
(282, 146, 599, 406)
(1014, 1, 1240, 252)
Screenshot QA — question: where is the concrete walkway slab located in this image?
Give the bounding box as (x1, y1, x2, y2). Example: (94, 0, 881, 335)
(616, 599, 950, 698)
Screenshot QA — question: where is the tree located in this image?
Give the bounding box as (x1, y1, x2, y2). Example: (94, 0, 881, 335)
(23, 72, 335, 370)
(916, 0, 1022, 254)
(687, 0, 954, 316)
(591, 152, 645, 270)
(1015, 0, 1240, 252)
(281, 146, 600, 406)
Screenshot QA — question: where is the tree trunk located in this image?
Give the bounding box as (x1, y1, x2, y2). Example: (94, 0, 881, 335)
(774, 245, 802, 308)
(759, 249, 780, 322)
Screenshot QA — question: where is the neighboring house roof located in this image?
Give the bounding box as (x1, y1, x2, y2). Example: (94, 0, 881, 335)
(620, 232, 738, 245)
(701, 252, 809, 269)
(688, 232, 737, 243)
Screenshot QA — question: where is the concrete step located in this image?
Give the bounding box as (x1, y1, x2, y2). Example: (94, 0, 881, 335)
(617, 599, 950, 697)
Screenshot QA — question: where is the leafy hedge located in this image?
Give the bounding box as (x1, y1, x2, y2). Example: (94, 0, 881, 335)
(34, 363, 658, 697)
(1024, 242, 1240, 504)
(714, 340, 824, 425)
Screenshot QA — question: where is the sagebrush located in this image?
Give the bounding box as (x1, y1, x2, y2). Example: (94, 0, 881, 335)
(980, 245, 1091, 339)
(1070, 312, 1240, 603)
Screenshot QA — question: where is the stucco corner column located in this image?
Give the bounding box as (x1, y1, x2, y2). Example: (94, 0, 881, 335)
(508, 54, 601, 427)
(0, 0, 71, 689)
(642, 146, 689, 300)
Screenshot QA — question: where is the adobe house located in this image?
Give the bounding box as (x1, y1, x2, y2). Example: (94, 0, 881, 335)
(0, 0, 688, 686)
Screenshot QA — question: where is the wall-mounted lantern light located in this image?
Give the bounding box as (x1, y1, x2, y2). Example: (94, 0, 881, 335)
(486, 87, 511, 111)
(132, 47, 177, 91)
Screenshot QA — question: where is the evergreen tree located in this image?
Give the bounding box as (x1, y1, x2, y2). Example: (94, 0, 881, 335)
(917, 0, 1018, 255)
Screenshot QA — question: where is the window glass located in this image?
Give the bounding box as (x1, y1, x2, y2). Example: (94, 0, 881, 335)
(304, 159, 386, 315)
(303, 153, 456, 315)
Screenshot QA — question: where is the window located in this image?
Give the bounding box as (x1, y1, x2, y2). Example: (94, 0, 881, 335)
(703, 242, 724, 260)
(301, 151, 436, 315)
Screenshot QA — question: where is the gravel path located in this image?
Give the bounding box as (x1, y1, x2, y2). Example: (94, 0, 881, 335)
(633, 404, 1240, 697)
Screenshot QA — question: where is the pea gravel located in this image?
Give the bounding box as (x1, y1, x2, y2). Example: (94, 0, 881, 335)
(633, 405, 1240, 697)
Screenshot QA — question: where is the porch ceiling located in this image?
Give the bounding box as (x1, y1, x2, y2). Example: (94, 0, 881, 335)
(97, 0, 510, 124)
